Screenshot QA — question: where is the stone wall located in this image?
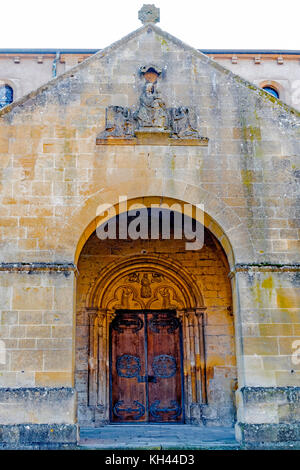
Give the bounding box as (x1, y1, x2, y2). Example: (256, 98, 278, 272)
(0, 268, 76, 446)
(0, 270, 74, 389)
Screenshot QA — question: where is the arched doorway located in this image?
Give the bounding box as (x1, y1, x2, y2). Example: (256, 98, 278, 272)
(75, 207, 237, 428)
(86, 254, 205, 424)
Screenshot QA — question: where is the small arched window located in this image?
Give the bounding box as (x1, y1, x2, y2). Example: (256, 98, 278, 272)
(262, 86, 279, 99)
(0, 85, 13, 109)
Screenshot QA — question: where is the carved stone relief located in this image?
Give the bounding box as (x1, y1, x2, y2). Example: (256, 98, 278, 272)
(96, 65, 208, 145)
(104, 270, 185, 310)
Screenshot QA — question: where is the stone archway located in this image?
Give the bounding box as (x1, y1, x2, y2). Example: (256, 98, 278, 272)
(58, 193, 242, 268)
(75, 219, 237, 428)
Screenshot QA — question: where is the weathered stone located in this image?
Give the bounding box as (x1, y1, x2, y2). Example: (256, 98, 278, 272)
(96, 77, 207, 144)
(0, 423, 77, 448)
(0, 387, 76, 425)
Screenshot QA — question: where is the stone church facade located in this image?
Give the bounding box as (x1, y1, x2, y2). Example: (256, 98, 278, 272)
(0, 6, 299, 448)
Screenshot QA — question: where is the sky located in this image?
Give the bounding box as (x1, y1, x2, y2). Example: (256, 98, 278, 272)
(1, 0, 299, 50)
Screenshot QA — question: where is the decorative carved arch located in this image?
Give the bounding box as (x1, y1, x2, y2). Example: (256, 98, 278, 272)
(86, 254, 204, 311)
(84, 254, 207, 424)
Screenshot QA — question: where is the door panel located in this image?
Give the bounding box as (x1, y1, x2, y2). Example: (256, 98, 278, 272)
(110, 312, 147, 422)
(147, 312, 183, 422)
(110, 311, 184, 423)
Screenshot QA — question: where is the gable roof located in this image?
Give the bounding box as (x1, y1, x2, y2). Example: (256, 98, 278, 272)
(1, 22, 300, 119)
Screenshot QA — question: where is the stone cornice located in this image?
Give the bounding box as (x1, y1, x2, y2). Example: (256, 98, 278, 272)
(0, 262, 299, 275)
(0, 262, 77, 274)
(229, 263, 300, 277)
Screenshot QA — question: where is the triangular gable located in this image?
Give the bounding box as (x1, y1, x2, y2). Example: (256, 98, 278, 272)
(1, 22, 300, 119)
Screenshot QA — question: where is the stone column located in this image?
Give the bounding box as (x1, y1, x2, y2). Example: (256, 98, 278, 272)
(178, 308, 207, 424)
(178, 310, 192, 421)
(87, 307, 98, 408)
(103, 310, 116, 421)
(187, 310, 197, 404)
(195, 308, 207, 404)
(97, 309, 107, 407)
(87, 308, 116, 424)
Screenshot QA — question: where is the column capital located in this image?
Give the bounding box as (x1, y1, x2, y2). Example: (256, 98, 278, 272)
(86, 307, 98, 318)
(195, 307, 206, 317)
(106, 310, 117, 322)
(97, 308, 108, 319)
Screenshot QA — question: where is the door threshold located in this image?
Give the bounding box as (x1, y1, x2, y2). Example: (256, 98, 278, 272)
(108, 422, 186, 425)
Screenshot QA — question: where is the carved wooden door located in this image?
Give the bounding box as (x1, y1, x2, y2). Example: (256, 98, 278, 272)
(110, 310, 184, 423)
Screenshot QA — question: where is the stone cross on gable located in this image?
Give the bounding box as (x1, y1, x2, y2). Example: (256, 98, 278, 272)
(138, 4, 160, 24)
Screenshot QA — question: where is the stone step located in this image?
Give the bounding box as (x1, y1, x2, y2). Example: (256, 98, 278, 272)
(79, 424, 240, 450)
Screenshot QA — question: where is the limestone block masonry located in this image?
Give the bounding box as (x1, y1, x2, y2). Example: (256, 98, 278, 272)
(0, 16, 299, 448)
(0, 388, 77, 448)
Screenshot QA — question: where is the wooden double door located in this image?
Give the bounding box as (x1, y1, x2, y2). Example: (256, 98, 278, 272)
(110, 310, 184, 423)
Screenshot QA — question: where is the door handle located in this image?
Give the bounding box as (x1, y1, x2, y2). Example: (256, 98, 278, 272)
(148, 375, 157, 383)
(137, 375, 157, 383)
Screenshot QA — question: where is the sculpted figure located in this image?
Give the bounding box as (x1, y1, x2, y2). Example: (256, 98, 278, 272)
(134, 82, 168, 129)
(121, 286, 133, 308)
(96, 70, 206, 143)
(160, 287, 171, 308)
(105, 106, 134, 137)
(140, 273, 152, 298)
(170, 106, 199, 138)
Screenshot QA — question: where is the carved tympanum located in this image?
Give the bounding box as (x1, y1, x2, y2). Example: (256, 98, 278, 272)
(104, 270, 184, 310)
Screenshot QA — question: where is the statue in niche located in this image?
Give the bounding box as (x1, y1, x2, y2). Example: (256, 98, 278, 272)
(140, 273, 152, 298)
(134, 82, 169, 129)
(169, 106, 200, 138)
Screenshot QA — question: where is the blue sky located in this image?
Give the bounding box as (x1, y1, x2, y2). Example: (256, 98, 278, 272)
(1, 0, 299, 50)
